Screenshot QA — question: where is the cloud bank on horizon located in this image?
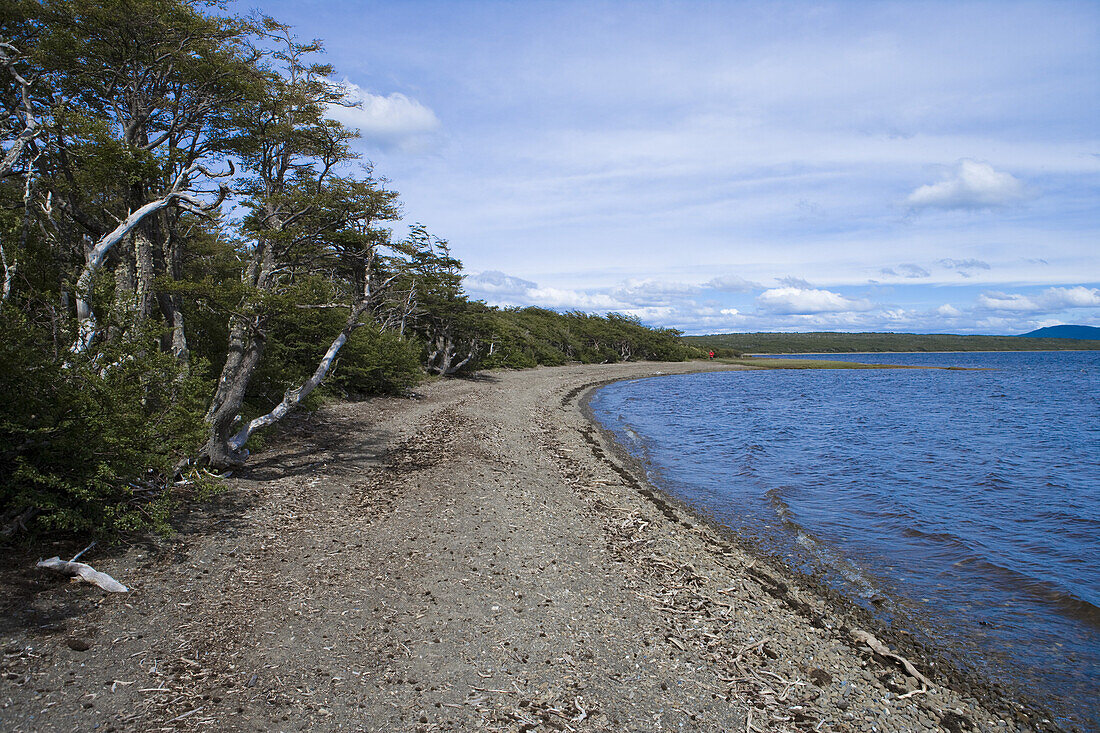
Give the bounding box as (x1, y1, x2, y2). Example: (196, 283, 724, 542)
(250, 0, 1098, 335)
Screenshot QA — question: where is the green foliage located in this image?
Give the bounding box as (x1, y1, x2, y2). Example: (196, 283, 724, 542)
(469, 307, 697, 371)
(0, 316, 210, 538)
(247, 278, 422, 409)
(333, 325, 423, 397)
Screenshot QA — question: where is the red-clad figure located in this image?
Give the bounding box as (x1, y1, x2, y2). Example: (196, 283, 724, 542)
(708, 350, 715, 359)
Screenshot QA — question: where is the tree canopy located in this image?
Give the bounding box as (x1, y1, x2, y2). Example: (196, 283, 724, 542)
(0, 0, 698, 540)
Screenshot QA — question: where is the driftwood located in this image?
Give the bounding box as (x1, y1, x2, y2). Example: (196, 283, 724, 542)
(37, 543, 129, 593)
(851, 628, 933, 694)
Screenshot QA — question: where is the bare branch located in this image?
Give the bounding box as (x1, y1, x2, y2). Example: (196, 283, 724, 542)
(0, 42, 40, 178)
(70, 167, 225, 354)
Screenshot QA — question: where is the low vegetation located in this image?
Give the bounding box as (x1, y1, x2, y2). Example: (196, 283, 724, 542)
(686, 331, 1100, 354)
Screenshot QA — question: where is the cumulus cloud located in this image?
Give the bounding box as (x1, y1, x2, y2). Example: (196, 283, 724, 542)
(612, 279, 702, 306)
(937, 303, 962, 317)
(978, 292, 1037, 311)
(327, 79, 441, 152)
(977, 286, 1100, 313)
(1047, 286, 1100, 308)
(907, 159, 1029, 210)
(939, 258, 992, 278)
(525, 287, 623, 310)
(756, 287, 872, 315)
(464, 270, 537, 296)
(706, 275, 762, 292)
(464, 272, 625, 310)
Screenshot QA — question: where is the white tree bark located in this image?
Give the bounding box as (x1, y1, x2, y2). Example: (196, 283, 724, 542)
(0, 42, 38, 179)
(36, 557, 128, 593)
(0, 235, 13, 304)
(226, 300, 370, 453)
(69, 166, 221, 355)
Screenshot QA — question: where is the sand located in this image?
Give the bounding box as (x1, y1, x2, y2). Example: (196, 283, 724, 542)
(0, 362, 1057, 732)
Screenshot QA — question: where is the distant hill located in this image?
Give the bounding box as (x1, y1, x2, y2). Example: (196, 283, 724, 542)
(1019, 325, 1100, 340)
(684, 331, 1100, 354)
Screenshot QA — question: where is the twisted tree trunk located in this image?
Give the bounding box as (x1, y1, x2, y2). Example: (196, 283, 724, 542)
(201, 314, 267, 467)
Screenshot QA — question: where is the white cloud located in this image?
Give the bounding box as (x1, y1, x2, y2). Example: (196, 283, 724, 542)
(776, 276, 814, 289)
(464, 269, 629, 310)
(612, 279, 702, 306)
(1045, 285, 1100, 308)
(977, 285, 1100, 313)
(327, 79, 441, 152)
(526, 287, 623, 310)
(464, 270, 536, 296)
(706, 275, 762, 292)
(937, 303, 962, 317)
(977, 291, 1040, 311)
(756, 287, 872, 315)
(907, 159, 1029, 210)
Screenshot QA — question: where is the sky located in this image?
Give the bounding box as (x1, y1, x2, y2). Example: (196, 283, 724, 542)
(244, 0, 1098, 335)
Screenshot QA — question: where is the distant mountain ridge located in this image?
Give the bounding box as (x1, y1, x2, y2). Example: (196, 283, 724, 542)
(1019, 325, 1100, 340)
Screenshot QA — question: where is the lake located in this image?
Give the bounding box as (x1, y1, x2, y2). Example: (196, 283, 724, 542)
(589, 351, 1099, 729)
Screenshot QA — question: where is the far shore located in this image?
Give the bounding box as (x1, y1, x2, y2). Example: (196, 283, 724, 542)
(0, 361, 1059, 732)
(745, 349, 1097, 355)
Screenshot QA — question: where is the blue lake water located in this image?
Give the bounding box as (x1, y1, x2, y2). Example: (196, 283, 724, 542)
(589, 352, 1099, 728)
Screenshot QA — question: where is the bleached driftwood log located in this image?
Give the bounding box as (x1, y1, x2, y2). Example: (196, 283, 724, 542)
(37, 555, 129, 593)
(851, 628, 933, 695)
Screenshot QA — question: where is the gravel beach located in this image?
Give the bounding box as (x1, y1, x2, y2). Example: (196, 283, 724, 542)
(0, 362, 1059, 732)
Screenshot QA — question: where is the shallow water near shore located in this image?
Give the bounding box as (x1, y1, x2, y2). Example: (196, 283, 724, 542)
(590, 351, 1099, 729)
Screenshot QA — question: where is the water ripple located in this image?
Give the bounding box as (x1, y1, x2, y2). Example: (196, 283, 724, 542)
(590, 351, 1100, 729)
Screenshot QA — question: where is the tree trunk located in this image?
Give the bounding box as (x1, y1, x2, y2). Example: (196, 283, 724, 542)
(201, 314, 266, 466)
(134, 226, 157, 322)
(0, 235, 13, 305)
(225, 301, 369, 455)
(156, 221, 189, 364)
(108, 239, 136, 342)
(427, 331, 476, 376)
(69, 186, 201, 355)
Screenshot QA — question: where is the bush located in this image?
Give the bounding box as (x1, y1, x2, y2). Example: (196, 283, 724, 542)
(0, 316, 210, 538)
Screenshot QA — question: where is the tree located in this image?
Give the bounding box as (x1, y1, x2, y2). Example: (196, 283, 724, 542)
(401, 224, 480, 376)
(12, 0, 252, 357)
(200, 21, 401, 466)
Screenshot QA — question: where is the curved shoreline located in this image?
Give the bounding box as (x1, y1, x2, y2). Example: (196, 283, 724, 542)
(0, 361, 1066, 732)
(576, 368, 1069, 732)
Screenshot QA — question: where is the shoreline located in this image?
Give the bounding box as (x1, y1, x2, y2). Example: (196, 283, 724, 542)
(745, 349, 1098, 355)
(0, 361, 1064, 732)
(578, 369, 1068, 732)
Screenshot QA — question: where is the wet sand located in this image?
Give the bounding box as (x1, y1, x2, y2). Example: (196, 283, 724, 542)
(0, 362, 1059, 731)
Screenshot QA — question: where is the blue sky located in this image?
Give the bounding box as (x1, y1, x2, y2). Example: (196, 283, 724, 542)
(246, 0, 1098, 335)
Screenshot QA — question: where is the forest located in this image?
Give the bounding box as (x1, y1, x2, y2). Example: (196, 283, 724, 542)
(0, 0, 696, 539)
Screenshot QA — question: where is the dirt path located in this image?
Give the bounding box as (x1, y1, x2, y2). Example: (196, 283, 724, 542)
(1, 363, 1047, 732)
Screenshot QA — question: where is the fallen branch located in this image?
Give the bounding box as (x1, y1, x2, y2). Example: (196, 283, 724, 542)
(851, 629, 933, 690)
(37, 543, 128, 593)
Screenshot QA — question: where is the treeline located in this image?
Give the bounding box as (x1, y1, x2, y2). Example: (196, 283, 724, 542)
(686, 331, 1100, 354)
(0, 0, 691, 539)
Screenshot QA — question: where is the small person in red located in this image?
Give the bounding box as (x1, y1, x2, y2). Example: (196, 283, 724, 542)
(708, 350, 715, 359)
